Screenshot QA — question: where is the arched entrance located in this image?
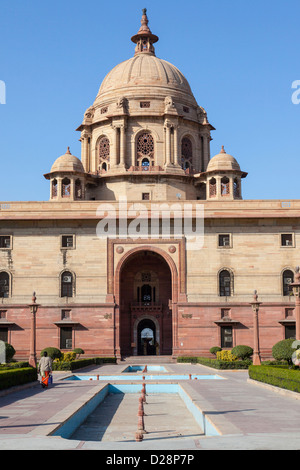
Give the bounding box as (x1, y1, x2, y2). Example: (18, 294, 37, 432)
(137, 318, 157, 355)
(118, 249, 173, 357)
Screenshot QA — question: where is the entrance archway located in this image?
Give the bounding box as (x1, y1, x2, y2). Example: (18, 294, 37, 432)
(118, 249, 173, 357)
(137, 318, 157, 355)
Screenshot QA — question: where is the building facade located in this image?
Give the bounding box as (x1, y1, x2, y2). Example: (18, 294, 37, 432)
(0, 10, 299, 360)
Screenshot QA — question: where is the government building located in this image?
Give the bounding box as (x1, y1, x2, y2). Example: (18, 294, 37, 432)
(0, 10, 299, 360)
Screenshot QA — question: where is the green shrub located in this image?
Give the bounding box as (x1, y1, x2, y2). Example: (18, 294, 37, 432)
(5, 343, 16, 362)
(209, 347, 222, 356)
(249, 365, 300, 393)
(216, 350, 238, 362)
(0, 361, 29, 370)
(73, 348, 85, 358)
(231, 345, 253, 360)
(177, 356, 251, 369)
(40, 347, 62, 360)
(272, 339, 295, 365)
(0, 367, 38, 391)
(52, 356, 117, 371)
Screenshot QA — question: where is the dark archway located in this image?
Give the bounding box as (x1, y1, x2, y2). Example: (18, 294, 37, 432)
(137, 318, 156, 355)
(119, 250, 172, 357)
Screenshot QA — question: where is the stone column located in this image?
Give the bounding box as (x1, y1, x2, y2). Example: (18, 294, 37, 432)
(81, 132, 90, 172)
(250, 291, 262, 365)
(216, 175, 222, 199)
(57, 177, 63, 201)
(28, 293, 39, 369)
(131, 138, 136, 168)
(164, 120, 171, 166)
(70, 177, 75, 200)
(120, 125, 126, 167)
(112, 126, 119, 167)
(173, 126, 179, 165)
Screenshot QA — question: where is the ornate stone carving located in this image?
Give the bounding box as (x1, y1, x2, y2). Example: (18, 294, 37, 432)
(116, 96, 128, 113)
(197, 106, 208, 124)
(164, 96, 176, 113)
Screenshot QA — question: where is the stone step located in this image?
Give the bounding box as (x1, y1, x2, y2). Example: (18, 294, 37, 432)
(119, 355, 176, 364)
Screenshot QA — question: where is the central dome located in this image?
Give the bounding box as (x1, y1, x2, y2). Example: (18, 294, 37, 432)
(93, 9, 197, 108)
(96, 54, 196, 103)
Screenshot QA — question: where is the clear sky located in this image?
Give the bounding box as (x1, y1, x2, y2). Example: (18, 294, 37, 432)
(0, 0, 299, 201)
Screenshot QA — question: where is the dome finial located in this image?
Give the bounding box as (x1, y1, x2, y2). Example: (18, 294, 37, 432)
(131, 8, 159, 56)
(220, 145, 226, 154)
(66, 146, 71, 154)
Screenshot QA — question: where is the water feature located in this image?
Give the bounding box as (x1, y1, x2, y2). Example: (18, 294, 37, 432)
(65, 374, 223, 381)
(51, 383, 221, 439)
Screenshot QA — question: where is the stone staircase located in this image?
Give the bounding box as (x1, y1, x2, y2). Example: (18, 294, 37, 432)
(119, 355, 176, 364)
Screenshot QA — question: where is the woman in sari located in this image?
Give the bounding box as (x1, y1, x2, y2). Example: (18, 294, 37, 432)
(38, 351, 53, 388)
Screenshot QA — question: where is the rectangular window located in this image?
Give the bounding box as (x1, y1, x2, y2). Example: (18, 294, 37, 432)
(0, 310, 7, 319)
(221, 308, 231, 319)
(101, 106, 108, 114)
(61, 309, 71, 320)
(61, 235, 75, 249)
(218, 234, 231, 247)
(60, 327, 72, 349)
(285, 325, 295, 340)
(221, 326, 233, 348)
(183, 106, 190, 113)
(0, 327, 8, 343)
(281, 233, 294, 247)
(142, 193, 150, 201)
(285, 308, 294, 318)
(0, 236, 11, 249)
(140, 101, 150, 108)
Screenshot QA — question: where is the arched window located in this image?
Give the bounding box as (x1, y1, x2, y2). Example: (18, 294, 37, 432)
(283, 270, 294, 296)
(233, 178, 240, 198)
(99, 137, 110, 169)
(0, 272, 9, 298)
(209, 177, 217, 197)
(75, 179, 82, 199)
(62, 178, 71, 198)
(221, 177, 230, 196)
(137, 132, 154, 166)
(52, 179, 57, 198)
(61, 271, 74, 298)
(219, 269, 233, 297)
(141, 284, 152, 302)
(181, 137, 193, 170)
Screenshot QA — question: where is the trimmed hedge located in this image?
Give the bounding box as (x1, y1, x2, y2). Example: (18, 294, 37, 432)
(0, 361, 29, 371)
(51, 356, 117, 371)
(249, 365, 300, 393)
(177, 356, 251, 369)
(0, 367, 38, 391)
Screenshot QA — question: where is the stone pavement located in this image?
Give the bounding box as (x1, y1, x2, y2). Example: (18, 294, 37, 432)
(0, 362, 300, 450)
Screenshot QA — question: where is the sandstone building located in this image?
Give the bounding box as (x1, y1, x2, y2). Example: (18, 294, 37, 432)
(0, 10, 299, 360)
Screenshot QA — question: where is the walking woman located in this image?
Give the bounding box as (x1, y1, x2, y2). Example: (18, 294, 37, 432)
(38, 351, 53, 388)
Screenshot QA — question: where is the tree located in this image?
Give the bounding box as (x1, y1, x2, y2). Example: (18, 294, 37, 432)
(272, 339, 295, 365)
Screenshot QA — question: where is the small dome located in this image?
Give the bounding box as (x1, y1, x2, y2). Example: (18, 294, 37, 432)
(206, 146, 241, 172)
(50, 147, 85, 174)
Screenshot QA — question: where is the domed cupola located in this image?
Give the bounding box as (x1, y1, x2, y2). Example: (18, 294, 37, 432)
(74, 9, 215, 201)
(44, 147, 87, 201)
(131, 8, 159, 56)
(204, 146, 247, 200)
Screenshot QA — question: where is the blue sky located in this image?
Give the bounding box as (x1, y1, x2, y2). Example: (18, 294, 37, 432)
(0, 0, 299, 201)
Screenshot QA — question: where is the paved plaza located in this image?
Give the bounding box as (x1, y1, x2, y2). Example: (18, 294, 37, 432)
(0, 362, 300, 450)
